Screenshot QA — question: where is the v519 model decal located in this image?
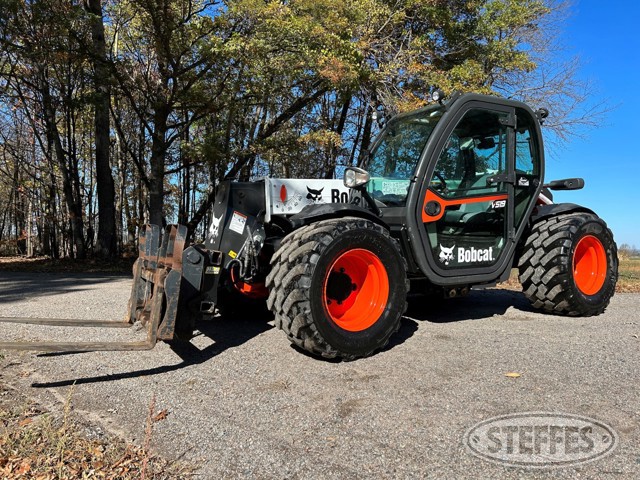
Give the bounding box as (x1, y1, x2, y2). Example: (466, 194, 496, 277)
(421, 189, 508, 223)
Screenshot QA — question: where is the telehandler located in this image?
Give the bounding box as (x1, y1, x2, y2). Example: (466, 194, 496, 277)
(0, 92, 618, 360)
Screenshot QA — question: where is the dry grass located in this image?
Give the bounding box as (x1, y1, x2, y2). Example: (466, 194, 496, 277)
(0, 382, 193, 479)
(617, 257, 640, 293)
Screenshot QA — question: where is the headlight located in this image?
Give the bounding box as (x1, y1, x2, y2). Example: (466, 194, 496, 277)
(343, 167, 371, 189)
(431, 88, 445, 103)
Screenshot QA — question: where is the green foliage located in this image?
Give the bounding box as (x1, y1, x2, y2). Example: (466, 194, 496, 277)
(0, 0, 596, 247)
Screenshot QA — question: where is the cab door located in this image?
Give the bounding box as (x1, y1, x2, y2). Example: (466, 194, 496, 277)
(417, 105, 517, 277)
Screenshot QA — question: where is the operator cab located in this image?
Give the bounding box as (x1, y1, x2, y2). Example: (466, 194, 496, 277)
(348, 93, 544, 285)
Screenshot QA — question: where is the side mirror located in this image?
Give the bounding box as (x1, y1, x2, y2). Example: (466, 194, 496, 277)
(544, 178, 585, 191)
(344, 167, 371, 189)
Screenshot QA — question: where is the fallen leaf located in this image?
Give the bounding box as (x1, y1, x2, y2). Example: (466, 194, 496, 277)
(153, 409, 169, 423)
(17, 460, 30, 474)
(18, 418, 33, 427)
(90, 445, 105, 458)
(505, 372, 522, 378)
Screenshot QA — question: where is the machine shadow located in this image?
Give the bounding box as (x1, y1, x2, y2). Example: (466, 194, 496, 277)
(31, 316, 273, 389)
(384, 290, 532, 353)
(0, 272, 128, 305)
(405, 289, 533, 323)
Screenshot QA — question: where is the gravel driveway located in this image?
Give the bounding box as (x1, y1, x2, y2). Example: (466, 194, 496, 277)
(0, 272, 638, 479)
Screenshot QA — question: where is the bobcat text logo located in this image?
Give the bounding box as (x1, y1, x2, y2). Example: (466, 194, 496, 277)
(208, 213, 222, 240)
(438, 244, 455, 265)
(459, 246, 494, 263)
(439, 245, 494, 265)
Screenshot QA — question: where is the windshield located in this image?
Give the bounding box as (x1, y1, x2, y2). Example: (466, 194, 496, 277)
(366, 106, 444, 206)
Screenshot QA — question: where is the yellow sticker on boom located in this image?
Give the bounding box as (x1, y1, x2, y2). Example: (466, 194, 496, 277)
(228, 250, 237, 259)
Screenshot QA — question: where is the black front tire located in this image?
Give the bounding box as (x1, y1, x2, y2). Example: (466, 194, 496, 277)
(266, 217, 408, 360)
(518, 212, 618, 316)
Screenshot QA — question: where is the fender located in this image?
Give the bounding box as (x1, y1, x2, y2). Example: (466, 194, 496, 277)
(288, 203, 388, 230)
(530, 203, 596, 224)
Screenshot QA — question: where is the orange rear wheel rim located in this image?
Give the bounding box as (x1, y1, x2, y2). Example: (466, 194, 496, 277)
(573, 235, 607, 295)
(323, 249, 389, 332)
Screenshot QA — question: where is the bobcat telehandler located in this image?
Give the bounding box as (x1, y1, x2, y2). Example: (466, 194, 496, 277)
(0, 92, 618, 360)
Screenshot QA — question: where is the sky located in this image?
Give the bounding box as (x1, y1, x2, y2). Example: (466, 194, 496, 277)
(546, 0, 640, 247)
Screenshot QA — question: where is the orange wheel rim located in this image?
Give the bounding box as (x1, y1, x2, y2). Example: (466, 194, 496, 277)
(573, 235, 607, 295)
(323, 249, 389, 332)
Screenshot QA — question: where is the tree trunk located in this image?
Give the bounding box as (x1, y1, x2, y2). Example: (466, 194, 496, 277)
(358, 104, 374, 165)
(86, 0, 117, 257)
(325, 93, 351, 178)
(148, 106, 169, 227)
(41, 72, 85, 259)
(178, 119, 190, 225)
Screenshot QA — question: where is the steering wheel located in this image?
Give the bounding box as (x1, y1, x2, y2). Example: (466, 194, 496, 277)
(431, 171, 448, 194)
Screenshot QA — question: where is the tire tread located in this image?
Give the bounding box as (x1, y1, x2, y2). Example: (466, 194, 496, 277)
(266, 217, 408, 359)
(518, 212, 617, 316)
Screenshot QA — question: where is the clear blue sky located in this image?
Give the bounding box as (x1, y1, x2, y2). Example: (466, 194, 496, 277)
(547, 0, 640, 247)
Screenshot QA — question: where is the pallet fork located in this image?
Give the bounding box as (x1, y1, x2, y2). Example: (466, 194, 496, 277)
(0, 225, 191, 353)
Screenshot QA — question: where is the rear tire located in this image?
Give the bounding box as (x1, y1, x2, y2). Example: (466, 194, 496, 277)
(266, 217, 408, 360)
(518, 212, 617, 316)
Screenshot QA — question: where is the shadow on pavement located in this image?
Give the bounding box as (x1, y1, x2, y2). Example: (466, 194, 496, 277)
(405, 289, 533, 323)
(0, 272, 128, 304)
(30, 289, 533, 387)
(31, 316, 273, 389)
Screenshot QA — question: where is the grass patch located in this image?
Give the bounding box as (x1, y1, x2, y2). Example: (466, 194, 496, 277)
(0, 383, 193, 479)
(618, 257, 640, 293)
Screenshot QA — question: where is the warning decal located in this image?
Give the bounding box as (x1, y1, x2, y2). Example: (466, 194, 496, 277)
(229, 211, 247, 234)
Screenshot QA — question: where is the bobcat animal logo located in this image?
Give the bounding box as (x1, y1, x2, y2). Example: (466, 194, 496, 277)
(439, 244, 455, 265)
(306, 186, 324, 202)
(208, 213, 223, 240)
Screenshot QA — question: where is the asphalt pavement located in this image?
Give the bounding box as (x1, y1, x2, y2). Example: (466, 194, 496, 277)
(0, 272, 638, 479)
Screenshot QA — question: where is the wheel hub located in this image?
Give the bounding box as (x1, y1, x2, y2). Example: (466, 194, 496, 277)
(573, 235, 607, 296)
(323, 248, 389, 332)
(326, 269, 355, 305)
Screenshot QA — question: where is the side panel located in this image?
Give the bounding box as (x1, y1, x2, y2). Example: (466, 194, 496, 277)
(265, 178, 351, 217)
